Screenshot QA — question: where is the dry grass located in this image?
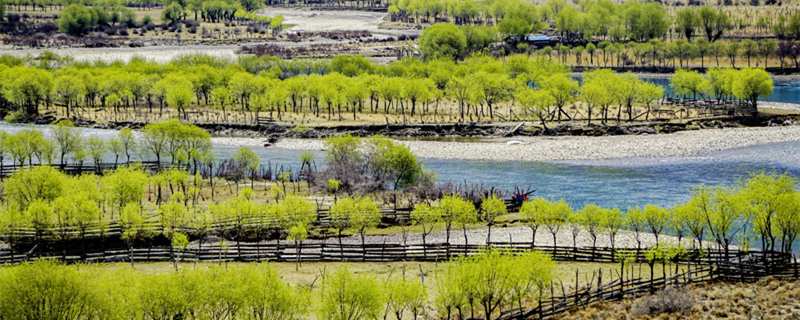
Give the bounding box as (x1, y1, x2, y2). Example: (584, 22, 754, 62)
(555, 277, 800, 320)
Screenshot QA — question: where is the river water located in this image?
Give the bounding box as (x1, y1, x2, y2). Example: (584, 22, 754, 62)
(3, 122, 800, 210)
(573, 77, 800, 104)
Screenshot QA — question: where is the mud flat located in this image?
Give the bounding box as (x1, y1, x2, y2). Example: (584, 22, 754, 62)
(212, 124, 800, 162)
(260, 7, 420, 37)
(0, 44, 240, 63)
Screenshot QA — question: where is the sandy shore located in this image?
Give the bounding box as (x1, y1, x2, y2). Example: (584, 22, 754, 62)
(211, 123, 800, 162)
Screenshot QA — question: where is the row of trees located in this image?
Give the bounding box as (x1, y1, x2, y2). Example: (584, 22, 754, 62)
(421, 20, 799, 69)
(0, 120, 211, 171)
(0, 249, 554, 320)
(516, 172, 800, 259)
(1, 55, 774, 130)
(396, 0, 762, 43)
(669, 68, 773, 107)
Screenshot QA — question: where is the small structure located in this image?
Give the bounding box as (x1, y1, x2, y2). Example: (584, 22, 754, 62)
(522, 34, 555, 48)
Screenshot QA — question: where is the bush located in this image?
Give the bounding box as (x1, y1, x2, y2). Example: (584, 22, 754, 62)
(4, 110, 26, 123)
(631, 286, 697, 316)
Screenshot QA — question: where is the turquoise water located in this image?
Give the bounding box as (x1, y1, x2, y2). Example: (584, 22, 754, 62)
(642, 78, 800, 103)
(3, 122, 800, 210)
(574, 77, 800, 104)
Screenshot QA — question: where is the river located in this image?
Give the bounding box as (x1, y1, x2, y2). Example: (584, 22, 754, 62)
(3, 122, 800, 210)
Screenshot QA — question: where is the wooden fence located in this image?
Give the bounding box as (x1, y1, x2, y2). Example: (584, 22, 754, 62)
(0, 240, 766, 265)
(0, 240, 794, 319)
(499, 251, 793, 320)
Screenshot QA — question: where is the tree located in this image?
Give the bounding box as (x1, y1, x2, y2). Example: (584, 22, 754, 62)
(351, 196, 382, 254)
(419, 23, 467, 60)
(1, 66, 54, 115)
(732, 68, 773, 111)
(520, 198, 549, 248)
(141, 122, 169, 168)
(578, 204, 603, 250)
(642, 205, 668, 247)
(438, 249, 553, 320)
(57, 4, 95, 35)
(52, 75, 85, 118)
(287, 223, 308, 270)
(235, 147, 259, 188)
(698, 6, 732, 42)
(541, 74, 578, 122)
(438, 195, 470, 247)
(675, 8, 699, 41)
(725, 41, 740, 68)
(481, 195, 507, 244)
(689, 185, 748, 259)
(544, 199, 570, 250)
(0, 260, 98, 320)
(385, 275, 427, 320)
(320, 266, 384, 320)
(329, 196, 355, 258)
(411, 203, 439, 257)
(51, 120, 81, 168)
(164, 78, 194, 120)
(674, 202, 705, 250)
(104, 166, 148, 217)
(670, 68, 710, 100)
(4, 165, 65, 211)
(118, 128, 136, 163)
(86, 136, 106, 173)
(626, 206, 646, 251)
(162, 3, 184, 24)
(740, 172, 796, 252)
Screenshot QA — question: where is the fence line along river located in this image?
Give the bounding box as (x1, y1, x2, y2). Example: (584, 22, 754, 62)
(2, 122, 800, 210)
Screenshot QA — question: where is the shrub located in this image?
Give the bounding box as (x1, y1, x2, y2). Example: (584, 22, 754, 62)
(3, 110, 26, 123)
(631, 286, 697, 316)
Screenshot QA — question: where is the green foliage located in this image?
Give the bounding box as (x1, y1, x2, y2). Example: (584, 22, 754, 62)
(162, 3, 185, 24)
(437, 249, 554, 320)
(320, 266, 384, 320)
(104, 166, 149, 213)
(322, 135, 427, 191)
(732, 68, 773, 108)
(57, 4, 97, 35)
(4, 165, 66, 211)
(0, 260, 101, 320)
(419, 23, 467, 60)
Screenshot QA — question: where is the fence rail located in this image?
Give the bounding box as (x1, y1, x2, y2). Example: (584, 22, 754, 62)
(0, 240, 771, 265)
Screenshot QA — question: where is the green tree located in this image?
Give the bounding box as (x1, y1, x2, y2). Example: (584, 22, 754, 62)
(520, 198, 549, 248)
(4, 165, 65, 210)
(104, 166, 149, 217)
(642, 205, 668, 247)
(162, 3, 184, 24)
(732, 68, 773, 110)
(541, 74, 578, 122)
(698, 6, 732, 42)
(670, 68, 710, 100)
(320, 266, 384, 320)
(411, 203, 440, 256)
(481, 195, 507, 244)
(57, 4, 96, 35)
(689, 185, 748, 259)
(675, 8, 699, 41)
(235, 146, 259, 188)
(419, 23, 467, 60)
(51, 120, 81, 168)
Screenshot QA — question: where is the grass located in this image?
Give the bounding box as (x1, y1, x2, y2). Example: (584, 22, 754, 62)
(555, 277, 800, 319)
(40, 97, 713, 130)
(103, 259, 680, 292)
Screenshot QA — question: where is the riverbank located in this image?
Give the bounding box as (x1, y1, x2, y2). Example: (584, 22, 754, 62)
(212, 123, 800, 162)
